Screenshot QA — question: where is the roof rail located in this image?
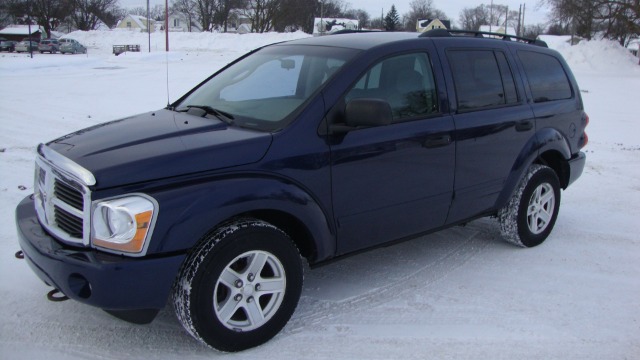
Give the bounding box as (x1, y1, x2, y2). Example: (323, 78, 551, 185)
(329, 29, 380, 35)
(419, 29, 548, 48)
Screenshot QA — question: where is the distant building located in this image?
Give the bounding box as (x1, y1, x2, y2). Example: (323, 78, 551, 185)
(116, 15, 156, 32)
(416, 19, 450, 33)
(313, 18, 359, 36)
(479, 25, 516, 36)
(168, 13, 202, 32)
(627, 40, 638, 57)
(0, 24, 45, 41)
(226, 11, 252, 33)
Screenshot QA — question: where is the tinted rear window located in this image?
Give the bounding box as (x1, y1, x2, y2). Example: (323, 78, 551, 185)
(447, 50, 519, 111)
(518, 51, 572, 103)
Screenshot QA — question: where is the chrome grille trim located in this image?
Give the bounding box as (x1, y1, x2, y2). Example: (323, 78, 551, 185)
(34, 145, 93, 246)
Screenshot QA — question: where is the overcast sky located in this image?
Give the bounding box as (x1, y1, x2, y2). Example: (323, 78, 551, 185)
(119, 0, 551, 28)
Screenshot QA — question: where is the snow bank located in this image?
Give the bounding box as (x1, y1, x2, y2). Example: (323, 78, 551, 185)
(541, 35, 640, 75)
(61, 29, 312, 55)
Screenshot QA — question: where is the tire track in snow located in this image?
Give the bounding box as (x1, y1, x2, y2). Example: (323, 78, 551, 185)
(284, 222, 494, 334)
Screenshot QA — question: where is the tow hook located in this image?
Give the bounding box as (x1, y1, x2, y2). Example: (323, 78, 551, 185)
(15, 250, 24, 259)
(47, 289, 69, 302)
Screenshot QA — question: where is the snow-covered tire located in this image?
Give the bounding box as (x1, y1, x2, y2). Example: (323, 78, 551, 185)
(498, 164, 561, 247)
(172, 218, 303, 352)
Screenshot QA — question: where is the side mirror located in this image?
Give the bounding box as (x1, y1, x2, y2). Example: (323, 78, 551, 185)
(323, 98, 393, 136)
(345, 98, 392, 127)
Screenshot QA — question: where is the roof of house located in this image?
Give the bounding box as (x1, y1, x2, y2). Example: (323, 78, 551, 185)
(119, 15, 153, 29)
(0, 25, 45, 36)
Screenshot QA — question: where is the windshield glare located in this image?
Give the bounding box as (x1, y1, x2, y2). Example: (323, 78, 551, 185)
(177, 45, 357, 131)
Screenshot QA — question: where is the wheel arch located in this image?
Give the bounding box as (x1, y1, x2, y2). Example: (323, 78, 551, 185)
(147, 175, 335, 265)
(495, 127, 572, 210)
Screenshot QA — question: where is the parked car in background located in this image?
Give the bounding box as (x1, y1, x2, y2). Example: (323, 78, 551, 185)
(0, 40, 17, 52)
(59, 38, 86, 54)
(38, 39, 60, 54)
(15, 40, 39, 53)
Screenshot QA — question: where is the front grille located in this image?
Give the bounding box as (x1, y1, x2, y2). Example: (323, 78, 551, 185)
(34, 147, 92, 246)
(54, 206, 84, 238)
(54, 180, 83, 210)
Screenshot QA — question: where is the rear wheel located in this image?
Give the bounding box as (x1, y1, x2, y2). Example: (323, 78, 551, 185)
(173, 218, 303, 352)
(498, 164, 561, 247)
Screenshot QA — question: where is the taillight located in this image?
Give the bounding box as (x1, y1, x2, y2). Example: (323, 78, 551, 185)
(580, 113, 589, 148)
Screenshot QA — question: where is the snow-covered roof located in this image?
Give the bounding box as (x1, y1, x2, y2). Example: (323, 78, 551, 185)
(0, 24, 45, 36)
(117, 15, 154, 30)
(313, 18, 359, 35)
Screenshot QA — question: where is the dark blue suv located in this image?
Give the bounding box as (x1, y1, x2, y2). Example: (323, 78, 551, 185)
(16, 30, 587, 351)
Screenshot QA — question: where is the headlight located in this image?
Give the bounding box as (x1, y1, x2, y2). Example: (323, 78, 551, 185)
(91, 195, 157, 255)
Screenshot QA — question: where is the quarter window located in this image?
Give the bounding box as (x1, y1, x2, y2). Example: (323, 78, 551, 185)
(345, 53, 439, 121)
(448, 50, 519, 111)
(518, 51, 572, 103)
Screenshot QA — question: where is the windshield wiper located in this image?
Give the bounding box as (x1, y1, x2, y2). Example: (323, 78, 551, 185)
(180, 105, 235, 124)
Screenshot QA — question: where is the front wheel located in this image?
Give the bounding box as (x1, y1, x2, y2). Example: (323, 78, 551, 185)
(498, 164, 561, 247)
(173, 218, 303, 352)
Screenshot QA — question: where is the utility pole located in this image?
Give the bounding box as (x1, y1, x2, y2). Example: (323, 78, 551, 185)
(147, 0, 150, 52)
(517, 4, 522, 37)
(522, 3, 526, 36)
(489, 0, 493, 32)
(320, 0, 324, 35)
(165, 0, 169, 51)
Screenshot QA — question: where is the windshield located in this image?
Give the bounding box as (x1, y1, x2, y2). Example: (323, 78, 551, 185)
(175, 44, 358, 131)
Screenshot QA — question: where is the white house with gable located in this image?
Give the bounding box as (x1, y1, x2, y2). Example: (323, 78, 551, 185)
(116, 15, 156, 32)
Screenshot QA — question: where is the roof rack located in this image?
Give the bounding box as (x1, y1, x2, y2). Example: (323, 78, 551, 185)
(329, 29, 380, 35)
(419, 29, 548, 48)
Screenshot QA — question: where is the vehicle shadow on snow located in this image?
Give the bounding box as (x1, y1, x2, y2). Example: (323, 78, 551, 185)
(24, 218, 509, 356)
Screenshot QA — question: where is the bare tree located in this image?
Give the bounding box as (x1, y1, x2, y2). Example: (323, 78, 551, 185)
(71, 0, 120, 31)
(273, 0, 316, 33)
(193, 0, 217, 31)
(544, 0, 639, 44)
(404, 0, 448, 32)
(458, 5, 490, 31)
(4, 0, 71, 38)
(243, 0, 280, 33)
(171, 0, 198, 32)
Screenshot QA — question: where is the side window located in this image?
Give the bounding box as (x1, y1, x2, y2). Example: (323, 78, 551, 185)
(495, 52, 518, 105)
(448, 50, 517, 111)
(345, 53, 439, 121)
(518, 51, 572, 103)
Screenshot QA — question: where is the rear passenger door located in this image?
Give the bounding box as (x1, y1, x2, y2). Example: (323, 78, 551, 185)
(329, 51, 455, 255)
(442, 47, 536, 224)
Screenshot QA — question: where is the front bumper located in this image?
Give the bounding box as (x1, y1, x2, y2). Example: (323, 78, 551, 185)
(16, 195, 185, 319)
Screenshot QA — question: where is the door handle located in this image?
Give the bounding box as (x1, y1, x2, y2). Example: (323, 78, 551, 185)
(423, 135, 452, 148)
(516, 120, 534, 132)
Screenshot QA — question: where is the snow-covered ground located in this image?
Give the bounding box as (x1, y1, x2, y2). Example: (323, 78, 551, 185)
(1, 31, 639, 359)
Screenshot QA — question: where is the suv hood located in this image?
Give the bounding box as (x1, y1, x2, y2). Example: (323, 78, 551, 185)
(47, 109, 272, 188)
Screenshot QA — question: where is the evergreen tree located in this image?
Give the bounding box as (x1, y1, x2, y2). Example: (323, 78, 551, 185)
(384, 5, 400, 31)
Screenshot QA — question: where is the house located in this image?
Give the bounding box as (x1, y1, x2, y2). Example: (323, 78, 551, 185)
(116, 15, 156, 32)
(0, 24, 45, 41)
(168, 13, 202, 32)
(627, 40, 639, 57)
(479, 25, 517, 36)
(416, 19, 450, 33)
(224, 11, 252, 33)
(313, 18, 359, 36)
